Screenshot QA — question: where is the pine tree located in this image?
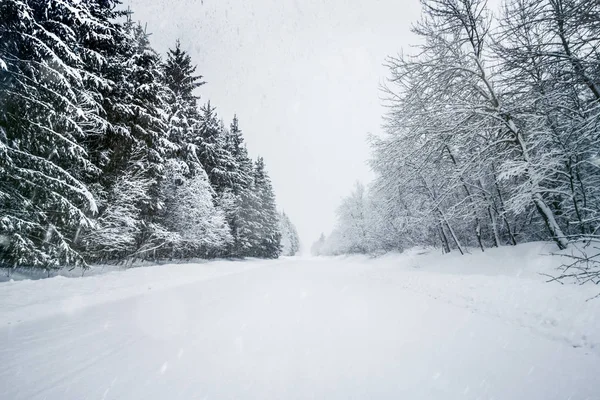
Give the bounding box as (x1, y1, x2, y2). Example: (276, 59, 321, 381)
(252, 157, 281, 258)
(0, 0, 113, 269)
(222, 116, 259, 257)
(232, 180, 262, 257)
(278, 211, 300, 256)
(162, 41, 205, 173)
(195, 102, 237, 193)
(163, 41, 205, 103)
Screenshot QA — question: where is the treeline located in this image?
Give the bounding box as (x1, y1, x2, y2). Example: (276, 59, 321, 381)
(314, 0, 600, 257)
(0, 0, 295, 270)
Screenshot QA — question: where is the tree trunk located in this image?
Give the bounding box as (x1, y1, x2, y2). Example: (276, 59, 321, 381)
(445, 145, 484, 251)
(438, 221, 451, 254)
(487, 205, 501, 248)
(439, 210, 464, 255)
(513, 127, 568, 250)
(533, 193, 569, 250)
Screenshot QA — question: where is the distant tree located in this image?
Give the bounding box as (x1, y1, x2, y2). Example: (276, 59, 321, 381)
(310, 234, 327, 256)
(318, 182, 380, 256)
(279, 211, 300, 256)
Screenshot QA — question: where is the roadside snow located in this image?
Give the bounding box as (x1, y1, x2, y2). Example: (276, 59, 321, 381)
(0, 260, 263, 327)
(361, 242, 600, 353)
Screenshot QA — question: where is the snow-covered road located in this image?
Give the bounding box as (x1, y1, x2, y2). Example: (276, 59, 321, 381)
(1, 253, 599, 399)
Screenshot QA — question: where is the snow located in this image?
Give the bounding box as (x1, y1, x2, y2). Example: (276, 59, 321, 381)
(1, 243, 599, 399)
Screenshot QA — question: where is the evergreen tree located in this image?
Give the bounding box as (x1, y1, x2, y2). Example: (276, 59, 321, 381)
(0, 0, 111, 269)
(195, 102, 237, 193)
(221, 115, 257, 256)
(278, 211, 300, 256)
(162, 41, 204, 173)
(232, 180, 262, 257)
(252, 157, 281, 258)
(163, 41, 204, 103)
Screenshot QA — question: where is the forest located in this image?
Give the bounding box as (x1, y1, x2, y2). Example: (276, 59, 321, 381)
(314, 0, 600, 280)
(0, 0, 300, 271)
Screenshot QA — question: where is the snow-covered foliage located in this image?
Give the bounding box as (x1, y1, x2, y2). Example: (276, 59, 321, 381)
(0, 0, 111, 269)
(310, 233, 327, 256)
(160, 159, 232, 258)
(249, 157, 282, 258)
(314, 182, 402, 256)
(0, 1, 284, 270)
(82, 155, 153, 262)
(278, 211, 300, 256)
(320, 0, 600, 275)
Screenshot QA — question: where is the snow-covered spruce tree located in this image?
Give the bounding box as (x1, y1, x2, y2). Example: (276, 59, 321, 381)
(222, 116, 263, 257)
(0, 0, 116, 270)
(122, 23, 176, 259)
(278, 211, 300, 256)
(159, 43, 285, 260)
(162, 41, 205, 174)
(233, 179, 263, 257)
(251, 157, 282, 258)
(195, 102, 237, 194)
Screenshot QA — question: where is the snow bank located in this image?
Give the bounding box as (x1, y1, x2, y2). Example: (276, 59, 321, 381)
(0, 259, 265, 327)
(350, 242, 600, 354)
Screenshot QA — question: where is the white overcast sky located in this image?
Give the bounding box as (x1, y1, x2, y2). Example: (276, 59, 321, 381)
(123, 0, 422, 250)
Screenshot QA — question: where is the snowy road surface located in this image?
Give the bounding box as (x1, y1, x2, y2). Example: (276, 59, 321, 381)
(1, 251, 599, 399)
